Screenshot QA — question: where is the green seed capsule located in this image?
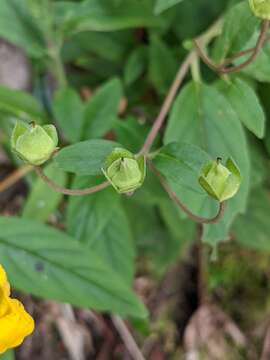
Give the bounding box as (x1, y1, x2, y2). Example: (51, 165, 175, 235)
(102, 148, 146, 194)
(11, 121, 58, 166)
(249, 0, 270, 20)
(199, 158, 242, 202)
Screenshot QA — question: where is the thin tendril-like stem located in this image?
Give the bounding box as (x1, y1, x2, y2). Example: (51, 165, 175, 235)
(193, 39, 220, 72)
(149, 162, 225, 225)
(220, 19, 269, 74)
(194, 20, 269, 75)
(35, 166, 109, 196)
(140, 51, 196, 155)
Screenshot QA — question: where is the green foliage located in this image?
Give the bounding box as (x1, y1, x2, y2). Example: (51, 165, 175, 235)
(67, 176, 135, 284)
(217, 78, 265, 138)
(154, 0, 185, 15)
(54, 139, 120, 176)
(0, 86, 46, 123)
(233, 188, 270, 252)
(0, 0, 45, 57)
(0, 350, 14, 360)
(54, 0, 163, 35)
(0, 217, 146, 318)
(53, 87, 85, 142)
(83, 78, 122, 139)
(22, 163, 67, 222)
(212, 2, 259, 62)
(2, 0, 270, 339)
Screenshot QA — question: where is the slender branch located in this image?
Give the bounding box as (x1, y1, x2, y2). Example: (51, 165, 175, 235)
(0, 165, 33, 193)
(193, 39, 220, 72)
(140, 51, 196, 155)
(35, 166, 109, 196)
(194, 20, 269, 75)
(111, 315, 145, 360)
(149, 162, 225, 225)
(220, 47, 255, 67)
(220, 19, 269, 74)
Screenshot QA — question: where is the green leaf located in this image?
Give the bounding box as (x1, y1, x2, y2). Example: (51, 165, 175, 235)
(0, 86, 46, 123)
(22, 163, 67, 222)
(0, 0, 45, 57)
(237, 33, 270, 82)
(114, 117, 150, 153)
(248, 138, 268, 189)
(124, 46, 147, 86)
(0, 216, 147, 318)
(212, 2, 259, 62)
(164, 81, 250, 245)
(217, 78, 265, 139)
(53, 88, 85, 143)
(54, 0, 162, 35)
(149, 35, 178, 96)
(233, 189, 270, 252)
(63, 31, 128, 63)
(54, 139, 120, 176)
(153, 141, 211, 194)
(154, 0, 185, 15)
(0, 350, 14, 360)
(67, 176, 135, 284)
(83, 78, 122, 139)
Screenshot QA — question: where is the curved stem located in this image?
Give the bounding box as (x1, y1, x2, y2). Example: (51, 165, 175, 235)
(193, 39, 220, 72)
(194, 20, 269, 75)
(35, 166, 109, 196)
(150, 163, 225, 225)
(220, 19, 269, 74)
(220, 47, 255, 67)
(140, 51, 196, 155)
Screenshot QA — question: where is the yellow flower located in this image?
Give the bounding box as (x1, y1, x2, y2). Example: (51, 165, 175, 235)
(0, 265, 10, 297)
(0, 265, 34, 354)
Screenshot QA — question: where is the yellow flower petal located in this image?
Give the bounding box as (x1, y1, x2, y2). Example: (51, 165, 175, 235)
(0, 266, 34, 353)
(0, 265, 10, 297)
(0, 297, 34, 353)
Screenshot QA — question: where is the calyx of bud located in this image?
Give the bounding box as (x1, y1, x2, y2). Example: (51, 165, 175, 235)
(11, 121, 58, 166)
(199, 157, 241, 202)
(249, 0, 270, 20)
(102, 148, 146, 194)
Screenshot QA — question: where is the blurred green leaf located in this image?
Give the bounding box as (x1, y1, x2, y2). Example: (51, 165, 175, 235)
(149, 35, 178, 95)
(22, 163, 67, 222)
(0, 351, 14, 360)
(54, 139, 120, 176)
(67, 176, 135, 284)
(54, 0, 162, 35)
(217, 78, 265, 139)
(0, 0, 45, 57)
(114, 117, 150, 153)
(124, 46, 148, 86)
(154, 0, 185, 14)
(0, 216, 147, 318)
(212, 2, 259, 62)
(0, 86, 46, 124)
(53, 87, 85, 143)
(233, 189, 270, 252)
(83, 78, 122, 139)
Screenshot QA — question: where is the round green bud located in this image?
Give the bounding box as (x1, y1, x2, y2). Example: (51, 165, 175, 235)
(102, 148, 146, 194)
(199, 158, 242, 202)
(11, 121, 58, 166)
(249, 0, 270, 20)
